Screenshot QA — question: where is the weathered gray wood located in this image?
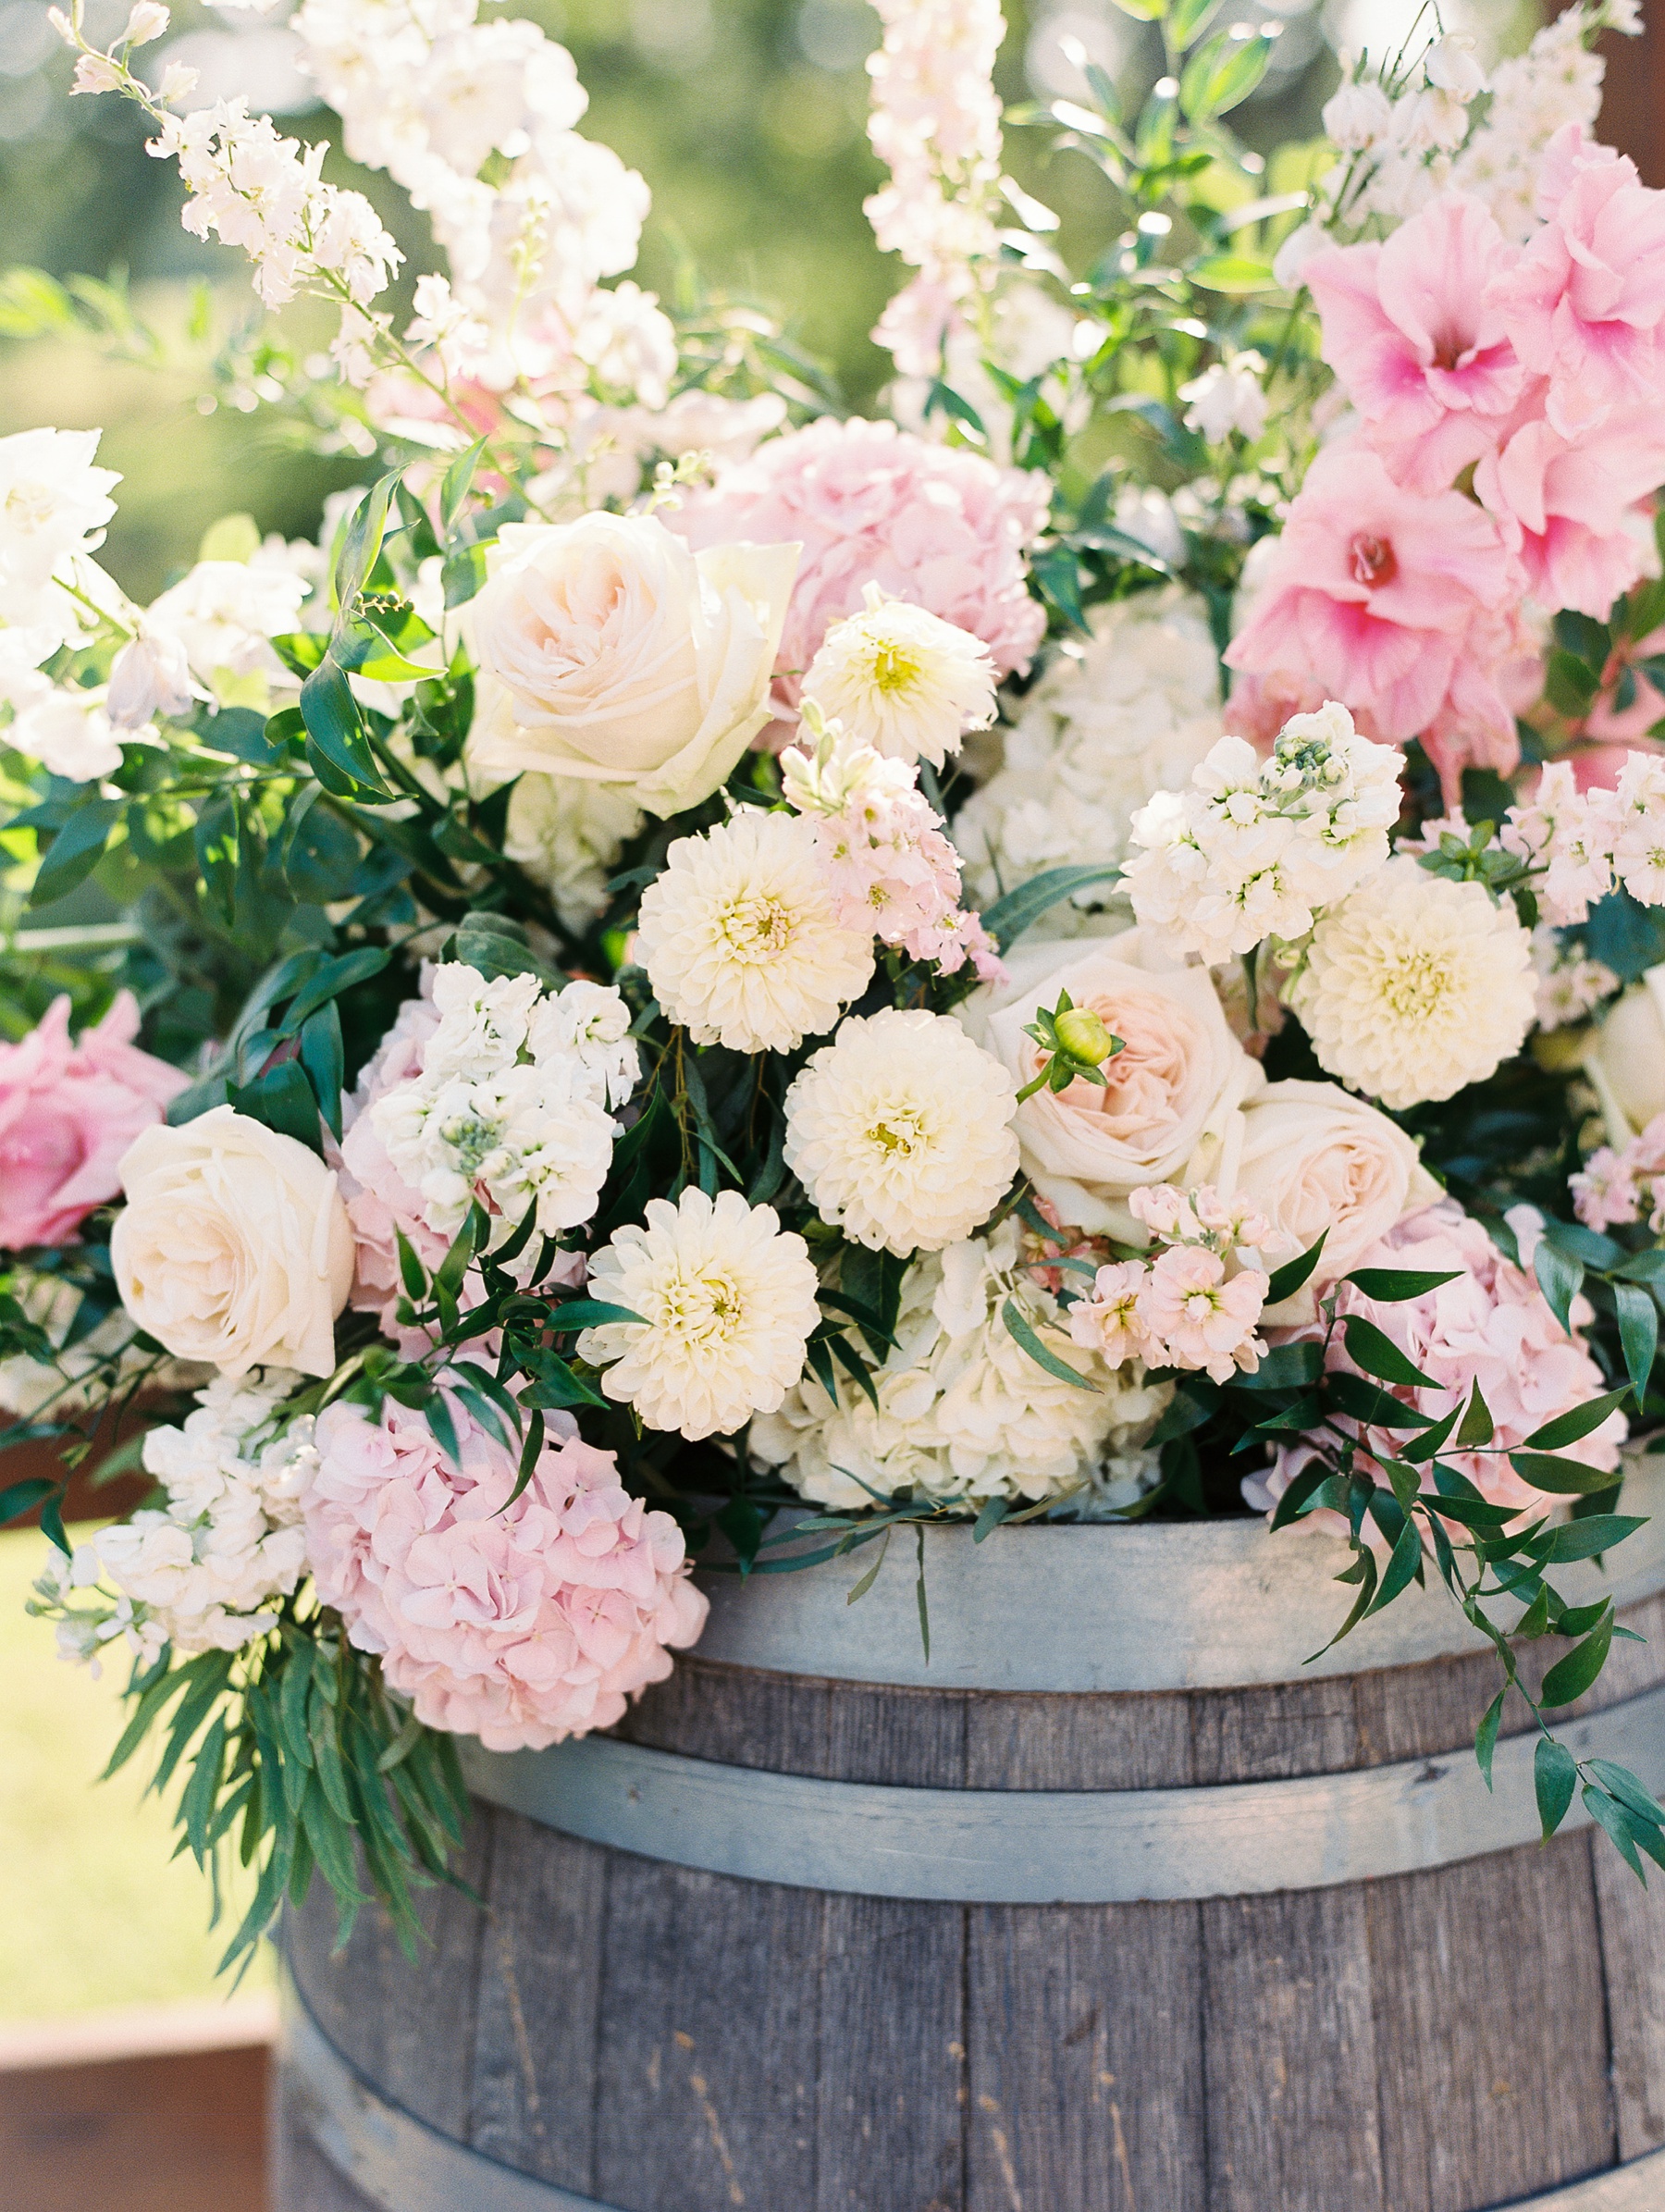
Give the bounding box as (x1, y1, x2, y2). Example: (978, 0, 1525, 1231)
(816, 1896, 965, 2212)
(966, 1903, 1204, 2212)
(471, 1810, 609, 2194)
(965, 1689, 1194, 1789)
(1191, 1674, 1358, 1784)
(1201, 1886, 1386, 2212)
(1594, 1835, 1665, 2160)
(1365, 1835, 1614, 2211)
(592, 1860, 821, 2212)
(272, 2074, 383, 2212)
(285, 1818, 490, 2139)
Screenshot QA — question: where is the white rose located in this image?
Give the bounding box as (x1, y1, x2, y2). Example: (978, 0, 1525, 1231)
(965, 929, 1264, 1238)
(1231, 1080, 1442, 1321)
(1583, 968, 1665, 1143)
(465, 511, 798, 818)
(112, 1106, 353, 1378)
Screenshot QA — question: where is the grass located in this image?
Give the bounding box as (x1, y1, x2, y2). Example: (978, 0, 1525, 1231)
(0, 1522, 271, 2023)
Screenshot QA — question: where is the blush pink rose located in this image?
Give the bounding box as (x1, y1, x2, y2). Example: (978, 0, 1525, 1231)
(1305, 193, 1524, 495)
(669, 414, 1048, 736)
(0, 992, 185, 1250)
(302, 1381, 709, 1751)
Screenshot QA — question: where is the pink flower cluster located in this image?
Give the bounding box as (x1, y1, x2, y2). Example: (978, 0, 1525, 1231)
(1247, 1200, 1625, 1517)
(1230, 133, 1665, 797)
(1572, 1111, 1665, 1232)
(1067, 1185, 1285, 1385)
(1501, 754, 1665, 921)
(301, 1383, 709, 1750)
(671, 416, 1048, 735)
(814, 757, 1004, 980)
(0, 993, 185, 1251)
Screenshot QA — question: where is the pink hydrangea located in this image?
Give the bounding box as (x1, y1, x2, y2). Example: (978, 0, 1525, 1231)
(301, 1384, 709, 1750)
(1572, 1113, 1665, 1232)
(1246, 1200, 1625, 1519)
(0, 992, 185, 1250)
(669, 415, 1048, 735)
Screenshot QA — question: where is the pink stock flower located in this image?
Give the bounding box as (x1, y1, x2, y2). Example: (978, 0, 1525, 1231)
(669, 415, 1048, 735)
(302, 1385, 709, 1751)
(1067, 1259, 1151, 1368)
(1475, 409, 1665, 617)
(1140, 1243, 1268, 1384)
(1305, 194, 1524, 495)
(1486, 128, 1665, 439)
(1247, 1200, 1625, 1519)
(1225, 441, 1522, 789)
(1572, 1113, 1665, 1232)
(0, 992, 185, 1251)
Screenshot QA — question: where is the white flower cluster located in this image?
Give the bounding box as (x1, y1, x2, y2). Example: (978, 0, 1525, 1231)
(32, 1372, 311, 1669)
(1123, 702, 1403, 965)
(503, 772, 647, 934)
(1453, 3, 1630, 241)
(290, 0, 674, 402)
(864, 0, 1011, 377)
(370, 962, 635, 1244)
(751, 1217, 1170, 1509)
(1530, 923, 1619, 1032)
(1314, 33, 1488, 231)
(954, 589, 1225, 921)
(1179, 353, 1269, 447)
(1501, 758, 1665, 925)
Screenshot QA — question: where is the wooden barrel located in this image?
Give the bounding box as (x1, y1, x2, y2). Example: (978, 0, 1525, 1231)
(274, 1459, 1665, 2212)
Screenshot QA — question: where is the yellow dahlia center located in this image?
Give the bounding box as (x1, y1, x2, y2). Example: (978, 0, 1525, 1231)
(867, 1105, 928, 1156)
(662, 1267, 745, 1345)
(870, 641, 921, 697)
(718, 893, 796, 959)
(1377, 945, 1453, 1020)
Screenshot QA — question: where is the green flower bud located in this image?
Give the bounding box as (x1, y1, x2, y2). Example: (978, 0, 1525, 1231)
(1054, 1006, 1115, 1066)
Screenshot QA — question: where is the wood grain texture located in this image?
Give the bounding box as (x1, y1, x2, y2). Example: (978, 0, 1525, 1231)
(271, 2070, 382, 2212)
(1594, 1839, 1665, 2161)
(471, 1808, 609, 2194)
(966, 1902, 1204, 2212)
(1366, 1834, 1615, 2212)
(1201, 1886, 1386, 2212)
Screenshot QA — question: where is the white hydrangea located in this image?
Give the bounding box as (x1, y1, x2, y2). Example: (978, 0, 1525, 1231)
(37, 1371, 312, 1665)
(369, 961, 633, 1242)
(953, 588, 1224, 923)
(578, 1188, 821, 1441)
(1123, 702, 1403, 965)
(750, 1218, 1171, 1509)
(1290, 858, 1536, 1110)
(503, 771, 646, 933)
(636, 809, 875, 1054)
(802, 585, 998, 769)
(783, 1008, 1018, 1256)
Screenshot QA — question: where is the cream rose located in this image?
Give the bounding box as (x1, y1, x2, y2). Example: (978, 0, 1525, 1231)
(1232, 1080, 1442, 1321)
(967, 929, 1264, 1238)
(112, 1107, 353, 1378)
(1583, 966, 1665, 1143)
(465, 511, 798, 818)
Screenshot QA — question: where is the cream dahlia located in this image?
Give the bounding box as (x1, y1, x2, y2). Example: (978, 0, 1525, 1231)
(1290, 858, 1536, 1110)
(635, 809, 875, 1052)
(783, 1008, 1018, 1255)
(802, 585, 998, 767)
(577, 1189, 821, 1440)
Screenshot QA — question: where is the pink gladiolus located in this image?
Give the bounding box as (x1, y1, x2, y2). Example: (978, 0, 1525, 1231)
(0, 992, 185, 1250)
(1305, 194, 1524, 495)
(1486, 127, 1665, 439)
(1475, 408, 1665, 617)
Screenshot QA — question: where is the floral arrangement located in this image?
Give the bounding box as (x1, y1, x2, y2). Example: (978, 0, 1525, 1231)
(7, 0, 1665, 1972)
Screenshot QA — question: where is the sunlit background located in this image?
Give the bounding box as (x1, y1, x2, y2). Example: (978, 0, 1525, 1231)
(0, 0, 1551, 2027)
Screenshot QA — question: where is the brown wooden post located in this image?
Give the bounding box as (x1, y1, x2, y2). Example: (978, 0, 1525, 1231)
(1585, 7, 1665, 182)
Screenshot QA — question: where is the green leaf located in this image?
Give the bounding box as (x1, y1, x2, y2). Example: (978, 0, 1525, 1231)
(280, 946, 391, 1034)
(1524, 1386, 1634, 1451)
(1586, 1785, 1652, 1879)
(1326, 1371, 1437, 1429)
(1545, 647, 1601, 715)
(846, 1525, 892, 1604)
(1614, 1281, 1659, 1404)
(228, 1057, 323, 1156)
(1001, 1297, 1094, 1390)
(1511, 1451, 1628, 1496)
(1233, 1341, 1326, 1392)
(1534, 1240, 1585, 1335)
(973, 1496, 1009, 1543)
(1110, 0, 1167, 17)
(980, 864, 1123, 951)
(299, 654, 391, 798)
(1179, 25, 1271, 117)
(1342, 1316, 1439, 1390)
(1170, 0, 1223, 43)
(1534, 1514, 1648, 1563)
(1365, 1512, 1424, 1614)
(1456, 1380, 1494, 1449)
(1264, 1232, 1326, 1307)
(1585, 1759, 1665, 1831)
(1536, 1736, 1578, 1838)
(335, 469, 400, 611)
(549, 1298, 645, 1331)
(31, 797, 123, 908)
(1345, 1267, 1462, 1303)
(441, 436, 489, 531)
(1189, 252, 1278, 293)
(299, 1005, 345, 1142)
(1474, 1687, 1507, 1789)
(1540, 1608, 1614, 1707)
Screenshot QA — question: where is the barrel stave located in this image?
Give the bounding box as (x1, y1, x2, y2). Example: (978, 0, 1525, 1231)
(1593, 1840, 1665, 2164)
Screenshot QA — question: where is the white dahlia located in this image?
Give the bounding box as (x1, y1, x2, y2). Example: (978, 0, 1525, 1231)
(802, 584, 998, 768)
(750, 1218, 1170, 1509)
(578, 1189, 821, 1440)
(636, 809, 874, 1052)
(1290, 859, 1536, 1110)
(783, 1008, 1018, 1255)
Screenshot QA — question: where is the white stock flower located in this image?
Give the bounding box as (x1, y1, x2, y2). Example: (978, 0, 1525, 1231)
(636, 809, 875, 1054)
(1323, 78, 1393, 151)
(503, 771, 645, 933)
(573, 281, 679, 410)
(8, 684, 127, 779)
(0, 427, 119, 605)
(954, 587, 1224, 920)
(106, 626, 197, 729)
(466, 513, 797, 818)
(784, 1008, 1018, 1255)
(751, 1217, 1170, 1509)
(801, 585, 998, 768)
(1531, 923, 1617, 1031)
(122, 2, 170, 44)
(142, 558, 310, 706)
(1290, 858, 1536, 1110)
(579, 1189, 821, 1440)
(1452, 7, 1608, 241)
(112, 1106, 355, 1377)
(1179, 354, 1269, 445)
